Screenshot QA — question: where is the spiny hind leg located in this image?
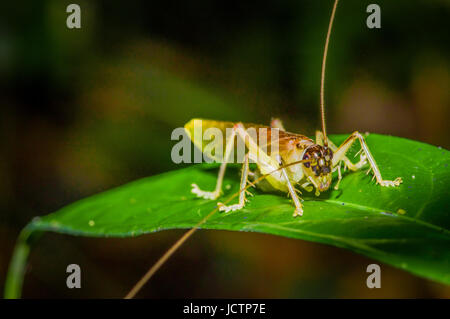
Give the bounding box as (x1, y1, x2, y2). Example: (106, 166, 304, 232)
(332, 131, 402, 187)
(315, 130, 366, 171)
(280, 163, 304, 217)
(236, 122, 303, 216)
(217, 154, 253, 212)
(234, 122, 280, 169)
(191, 126, 237, 200)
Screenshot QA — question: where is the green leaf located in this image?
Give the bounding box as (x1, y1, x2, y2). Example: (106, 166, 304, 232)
(5, 134, 450, 298)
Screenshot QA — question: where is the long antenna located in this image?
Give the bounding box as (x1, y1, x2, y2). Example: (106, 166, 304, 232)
(124, 213, 214, 299)
(125, 0, 341, 300)
(320, 0, 339, 146)
(124, 159, 311, 299)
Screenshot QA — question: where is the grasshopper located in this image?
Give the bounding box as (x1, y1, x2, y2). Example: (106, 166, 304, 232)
(183, 0, 402, 217)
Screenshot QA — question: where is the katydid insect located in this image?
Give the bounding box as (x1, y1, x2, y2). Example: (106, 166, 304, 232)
(183, 0, 402, 217)
(184, 119, 402, 217)
(125, 0, 403, 298)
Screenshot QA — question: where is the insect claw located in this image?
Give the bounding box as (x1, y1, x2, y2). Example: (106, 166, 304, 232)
(245, 190, 254, 197)
(218, 202, 244, 213)
(378, 177, 403, 187)
(293, 207, 303, 217)
(191, 184, 221, 200)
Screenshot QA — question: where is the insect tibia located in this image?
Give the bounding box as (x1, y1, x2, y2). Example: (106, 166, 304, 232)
(332, 131, 403, 188)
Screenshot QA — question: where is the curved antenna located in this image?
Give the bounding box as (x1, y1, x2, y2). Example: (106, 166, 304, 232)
(320, 0, 339, 146)
(124, 158, 312, 299)
(124, 1, 342, 300)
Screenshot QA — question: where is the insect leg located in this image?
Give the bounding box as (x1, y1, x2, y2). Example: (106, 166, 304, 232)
(332, 131, 403, 187)
(234, 123, 280, 170)
(235, 123, 304, 216)
(217, 153, 251, 212)
(270, 118, 286, 131)
(280, 167, 304, 217)
(191, 126, 237, 200)
(316, 130, 366, 171)
(333, 162, 342, 190)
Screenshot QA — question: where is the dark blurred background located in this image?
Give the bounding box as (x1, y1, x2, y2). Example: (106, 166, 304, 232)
(1, 0, 449, 298)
